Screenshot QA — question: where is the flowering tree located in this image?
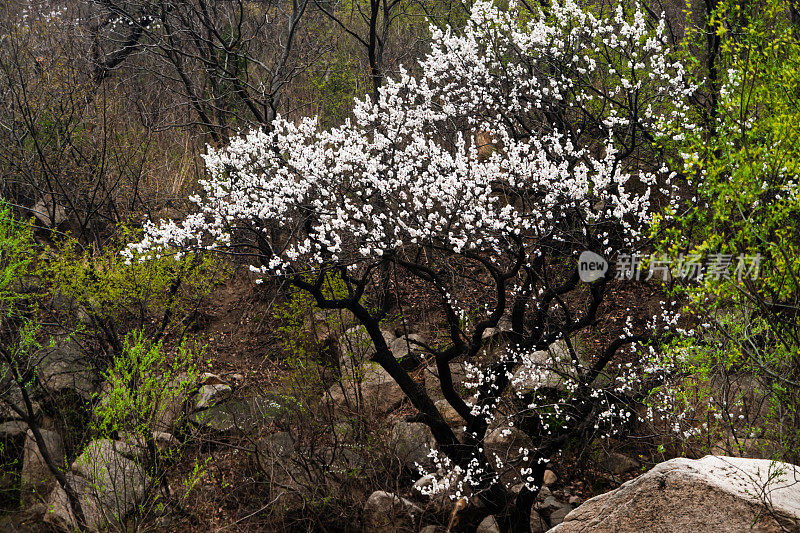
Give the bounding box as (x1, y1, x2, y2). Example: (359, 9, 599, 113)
(131, 1, 692, 530)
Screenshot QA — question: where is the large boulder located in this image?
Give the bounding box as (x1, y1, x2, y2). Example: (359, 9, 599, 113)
(424, 363, 468, 401)
(550, 455, 800, 533)
(253, 431, 296, 470)
(44, 439, 152, 532)
(38, 338, 95, 401)
(326, 363, 404, 416)
(0, 421, 28, 491)
(434, 400, 462, 426)
(253, 433, 367, 517)
(391, 421, 435, 469)
(32, 194, 67, 227)
(21, 429, 65, 503)
(192, 393, 291, 434)
(477, 515, 500, 532)
(362, 490, 422, 533)
(388, 334, 427, 370)
(338, 326, 399, 382)
(194, 383, 232, 410)
(0, 382, 41, 421)
(154, 372, 196, 433)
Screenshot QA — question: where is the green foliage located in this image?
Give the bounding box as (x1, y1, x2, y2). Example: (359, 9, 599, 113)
(92, 330, 198, 440)
(40, 227, 227, 336)
(0, 202, 44, 400)
(0, 203, 36, 318)
(655, 0, 800, 460)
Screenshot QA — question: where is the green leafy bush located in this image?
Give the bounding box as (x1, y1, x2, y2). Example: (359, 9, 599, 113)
(655, 0, 800, 461)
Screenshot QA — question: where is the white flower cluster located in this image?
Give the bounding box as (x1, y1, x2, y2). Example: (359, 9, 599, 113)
(129, 0, 690, 274)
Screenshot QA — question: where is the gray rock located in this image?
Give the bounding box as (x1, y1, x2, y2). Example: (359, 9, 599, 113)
(510, 348, 566, 394)
(550, 455, 800, 533)
(540, 495, 563, 514)
(45, 440, 153, 531)
(0, 383, 41, 420)
(418, 471, 463, 514)
(326, 363, 404, 416)
(424, 363, 468, 400)
(254, 440, 366, 517)
(548, 503, 574, 528)
(480, 317, 513, 341)
(484, 421, 534, 466)
(21, 429, 65, 503)
(0, 502, 46, 532)
(43, 472, 120, 532)
(32, 195, 67, 227)
(72, 439, 145, 467)
(598, 452, 640, 475)
(152, 431, 177, 451)
(434, 399, 464, 427)
(153, 373, 195, 433)
(530, 509, 548, 533)
(392, 421, 434, 468)
(477, 515, 500, 533)
(192, 394, 291, 433)
(0, 421, 28, 438)
(195, 383, 232, 409)
(0, 422, 28, 491)
(362, 490, 422, 533)
(38, 338, 94, 401)
(338, 327, 395, 376)
(319, 445, 365, 475)
(255, 432, 295, 466)
(199, 373, 226, 385)
(413, 474, 436, 493)
(148, 373, 197, 434)
(70, 439, 151, 496)
(389, 334, 426, 369)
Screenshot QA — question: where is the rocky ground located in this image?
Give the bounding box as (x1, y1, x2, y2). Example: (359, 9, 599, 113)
(1, 273, 799, 532)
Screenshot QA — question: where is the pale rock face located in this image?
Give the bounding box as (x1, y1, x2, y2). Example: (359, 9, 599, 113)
(389, 334, 426, 369)
(195, 383, 232, 409)
(21, 429, 65, 503)
(153, 372, 195, 433)
(542, 469, 558, 486)
(33, 194, 67, 227)
(530, 509, 548, 533)
(392, 421, 435, 468)
(338, 326, 396, 375)
(326, 363, 404, 416)
(38, 337, 95, 401)
(425, 363, 468, 401)
(362, 490, 422, 533)
(550, 456, 800, 533)
(44, 439, 153, 532)
(476, 515, 500, 533)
